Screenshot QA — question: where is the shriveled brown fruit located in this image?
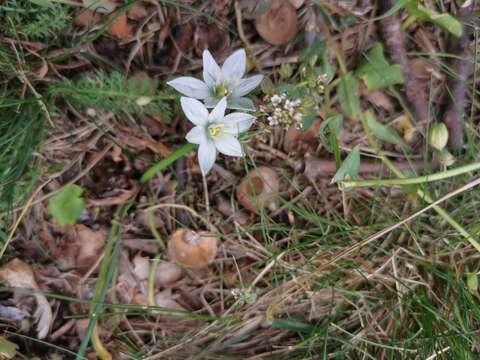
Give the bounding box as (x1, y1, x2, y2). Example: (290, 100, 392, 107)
(255, 0, 298, 45)
(236, 167, 280, 214)
(168, 229, 218, 268)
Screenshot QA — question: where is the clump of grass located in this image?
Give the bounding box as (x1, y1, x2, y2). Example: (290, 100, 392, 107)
(48, 70, 173, 117)
(1, 0, 71, 40)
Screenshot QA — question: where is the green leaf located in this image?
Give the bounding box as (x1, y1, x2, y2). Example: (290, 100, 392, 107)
(319, 114, 343, 151)
(337, 73, 361, 120)
(332, 145, 361, 183)
(405, 1, 462, 37)
(467, 272, 478, 293)
(302, 105, 317, 131)
(28, 0, 54, 7)
(356, 43, 405, 91)
(47, 184, 85, 225)
(364, 111, 404, 145)
(0, 337, 18, 359)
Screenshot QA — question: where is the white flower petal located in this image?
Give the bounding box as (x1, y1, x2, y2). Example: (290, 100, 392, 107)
(208, 97, 227, 123)
(185, 126, 207, 144)
(180, 97, 208, 126)
(204, 96, 219, 108)
(203, 49, 221, 87)
(221, 49, 246, 81)
(223, 113, 255, 135)
(198, 140, 217, 175)
(215, 134, 244, 157)
(167, 77, 210, 99)
(232, 75, 263, 97)
(227, 97, 255, 111)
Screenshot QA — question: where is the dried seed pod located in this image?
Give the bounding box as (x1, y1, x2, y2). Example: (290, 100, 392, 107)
(236, 167, 280, 213)
(168, 229, 218, 268)
(255, 0, 298, 45)
(428, 122, 449, 151)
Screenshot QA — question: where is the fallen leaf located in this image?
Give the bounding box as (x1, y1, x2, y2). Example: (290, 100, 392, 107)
(74, 9, 101, 27)
(155, 289, 184, 310)
(0, 259, 53, 339)
(47, 184, 85, 226)
(127, 2, 148, 20)
(83, 0, 116, 14)
(393, 114, 418, 144)
(108, 12, 129, 39)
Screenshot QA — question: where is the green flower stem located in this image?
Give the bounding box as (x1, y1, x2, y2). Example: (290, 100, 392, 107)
(140, 143, 197, 183)
(357, 112, 480, 253)
(340, 161, 480, 189)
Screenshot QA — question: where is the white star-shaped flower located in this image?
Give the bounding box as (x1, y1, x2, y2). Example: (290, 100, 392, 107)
(181, 96, 255, 175)
(168, 49, 263, 111)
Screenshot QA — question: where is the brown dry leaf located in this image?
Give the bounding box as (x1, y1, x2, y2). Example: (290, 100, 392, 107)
(87, 183, 139, 206)
(366, 90, 394, 112)
(194, 22, 230, 58)
(133, 255, 183, 287)
(127, 2, 148, 20)
(155, 289, 184, 310)
(255, 0, 298, 45)
(74, 9, 101, 28)
(0, 259, 52, 339)
(108, 12, 132, 40)
(284, 118, 321, 152)
(55, 225, 107, 273)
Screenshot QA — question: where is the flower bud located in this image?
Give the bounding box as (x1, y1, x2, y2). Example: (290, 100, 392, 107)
(279, 64, 293, 79)
(428, 122, 449, 151)
(435, 149, 456, 167)
(136, 96, 152, 107)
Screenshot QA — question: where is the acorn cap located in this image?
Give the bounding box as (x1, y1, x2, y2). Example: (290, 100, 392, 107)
(255, 0, 298, 45)
(168, 229, 218, 268)
(236, 167, 280, 214)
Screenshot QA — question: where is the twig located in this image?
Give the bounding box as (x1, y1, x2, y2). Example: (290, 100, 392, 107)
(379, 0, 429, 124)
(442, 1, 476, 150)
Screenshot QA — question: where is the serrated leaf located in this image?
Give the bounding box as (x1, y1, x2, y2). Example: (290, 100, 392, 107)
(319, 114, 343, 151)
(47, 184, 85, 226)
(0, 337, 17, 359)
(337, 73, 361, 120)
(356, 43, 405, 91)
(364, 111, 404, 145)
(332, 145, 360, 183)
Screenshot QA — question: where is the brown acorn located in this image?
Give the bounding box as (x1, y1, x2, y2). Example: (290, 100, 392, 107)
(255, 0, 298, 45)
(236, 167, 280, 214)
(168, 229, 218, 268)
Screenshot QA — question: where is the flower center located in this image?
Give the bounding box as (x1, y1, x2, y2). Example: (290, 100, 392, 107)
(213, 83, 229, 97)
(208, 123, 224, 139)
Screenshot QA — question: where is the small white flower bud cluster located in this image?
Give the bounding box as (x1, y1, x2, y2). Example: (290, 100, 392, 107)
(260, 94, 304, 130)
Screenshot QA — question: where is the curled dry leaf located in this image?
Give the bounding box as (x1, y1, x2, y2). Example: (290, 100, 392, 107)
(194, 22, 230, 58)
(392, 114, 418, 144)
(74, 9, 101, 28)
(132, 255, 183, 287)
(236, 167, 280, 213)
(107, 12, 133, 41)
(284, 118, 321, 153)
(168, 229, 218, 268)
(255, 0, 298, 45)
(0, 259, 53, 339)
(55, 224, 107, 273)
(155, 289, 184, 310)
(127, 2, 148, 20)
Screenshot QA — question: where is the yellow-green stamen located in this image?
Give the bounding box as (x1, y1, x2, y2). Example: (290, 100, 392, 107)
(213, 83, 228, 97)
(208, 124, 224, 139)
